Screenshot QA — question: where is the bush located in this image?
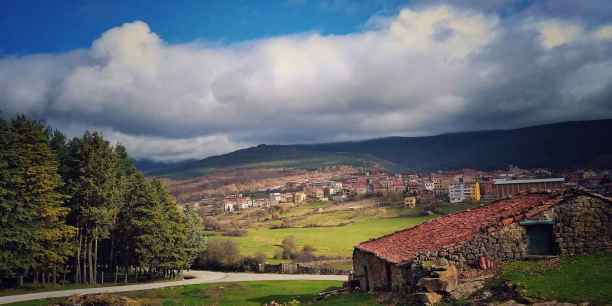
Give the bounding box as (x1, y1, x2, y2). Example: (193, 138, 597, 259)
(196, 239, 242, 270)
(203, 216, 221, 231)
(222, 229, 248, 237)
(281, 236, 297, 259)
(294, 245, 316, 262)
(270, 219, 294, 229)
(254, 252, 267, 265)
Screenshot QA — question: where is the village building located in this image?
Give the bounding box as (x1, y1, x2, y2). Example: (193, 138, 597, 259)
(293, 191, 307, 203)
(352, 189, 611, 303)
(404, 196, 417, 208)
(481, 177, 565, 199)
(448, 182, 480, 203)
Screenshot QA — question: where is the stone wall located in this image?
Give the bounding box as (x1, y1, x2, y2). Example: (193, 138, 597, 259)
(352, 249, 392, 291)
(554, 195, 612, 255)
(413, 222, 530, 269)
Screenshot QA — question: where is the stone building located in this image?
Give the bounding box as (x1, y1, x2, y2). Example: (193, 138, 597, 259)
(352, 189, 611, 303)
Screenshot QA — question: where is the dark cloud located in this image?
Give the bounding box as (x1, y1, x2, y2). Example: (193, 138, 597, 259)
(1, 3, 612, 161)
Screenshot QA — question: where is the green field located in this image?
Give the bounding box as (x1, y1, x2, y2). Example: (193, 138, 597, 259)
(212, 215, 433, 258)
(7, 281, 380, 306)
(500, 253, 612, 305)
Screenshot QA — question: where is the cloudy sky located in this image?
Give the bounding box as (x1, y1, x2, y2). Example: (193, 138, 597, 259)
(1, 0, 612, 162)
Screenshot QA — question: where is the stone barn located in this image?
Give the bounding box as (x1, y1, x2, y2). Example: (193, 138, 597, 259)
(352, 189, 611, 303)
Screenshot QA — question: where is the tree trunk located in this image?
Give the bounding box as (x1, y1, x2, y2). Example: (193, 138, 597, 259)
(52, 265, 56, 285)
(94, 238, 98, 284)
(114, 266, 118, 284)
(88, 238, 94, 284)
(19, 275, 23, 287)
(82, 235, 87, 284)
(76, 227, 82, 283)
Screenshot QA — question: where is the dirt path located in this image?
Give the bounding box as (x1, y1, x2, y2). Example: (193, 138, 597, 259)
(0, 271, 347, 305)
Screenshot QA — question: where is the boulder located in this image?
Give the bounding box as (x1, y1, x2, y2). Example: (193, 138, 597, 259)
(431, 264, 458, 292)
(415, 292, 443, 306)
(417, 277, 446, 292)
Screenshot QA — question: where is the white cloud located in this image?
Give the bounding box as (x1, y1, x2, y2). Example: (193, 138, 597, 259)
(1, 4, 612, 161)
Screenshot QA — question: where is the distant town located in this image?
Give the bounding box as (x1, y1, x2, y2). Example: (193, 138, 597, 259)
(180, 166, 612, 215)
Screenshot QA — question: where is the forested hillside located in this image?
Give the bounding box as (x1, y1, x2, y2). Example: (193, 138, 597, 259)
(0, 115, 205, 287)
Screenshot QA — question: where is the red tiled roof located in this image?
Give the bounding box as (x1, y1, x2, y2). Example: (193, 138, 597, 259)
(356, 193, 562, 264)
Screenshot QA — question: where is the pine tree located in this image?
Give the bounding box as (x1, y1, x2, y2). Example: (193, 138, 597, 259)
(0, 116, 75, 285)
(64, 132, 120, 284)
(183, 205, 206, 268)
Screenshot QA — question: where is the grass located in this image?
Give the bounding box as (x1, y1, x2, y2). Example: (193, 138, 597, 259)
(0, 282, 133, 297)
(211, 199, 481, 260)
(7, 281, 381, 306)
(212, 215, 434, 258)
(500, 253, 612, 305)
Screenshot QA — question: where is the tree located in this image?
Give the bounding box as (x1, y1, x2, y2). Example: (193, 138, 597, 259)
(281, 236, 297, 259)
(0, 116, 75, 285)
(64, 132, 120, 284)
(183, 206, 206, 267)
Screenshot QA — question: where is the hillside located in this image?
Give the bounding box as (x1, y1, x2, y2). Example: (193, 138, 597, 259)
(142, 119, 612, 178)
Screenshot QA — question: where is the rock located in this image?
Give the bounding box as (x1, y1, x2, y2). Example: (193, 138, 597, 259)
(415, 292, 443, 306)
(533, 302, 577, 306)
(450, 279, 485, 300)
(418, 277, 446, 292)
(432, 264, 458, 292)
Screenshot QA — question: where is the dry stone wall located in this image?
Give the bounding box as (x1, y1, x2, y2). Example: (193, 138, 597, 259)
(554, 195, 612, 255)
(412, 223, 530, 269)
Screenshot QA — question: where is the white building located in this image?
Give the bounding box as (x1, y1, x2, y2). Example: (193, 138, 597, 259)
(270, 192, 281, 204)
(448, 183, 469, 203)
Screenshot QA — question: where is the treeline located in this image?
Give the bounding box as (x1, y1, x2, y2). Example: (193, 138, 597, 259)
(0, 115, 205, 287)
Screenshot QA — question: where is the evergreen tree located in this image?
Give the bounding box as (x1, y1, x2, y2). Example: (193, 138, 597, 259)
(64, 132, 120, 284)
(183, 206, 206, 267)
(0, 116, 75, 285)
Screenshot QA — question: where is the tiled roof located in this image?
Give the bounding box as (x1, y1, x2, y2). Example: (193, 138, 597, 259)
(355, 193, 562, 264)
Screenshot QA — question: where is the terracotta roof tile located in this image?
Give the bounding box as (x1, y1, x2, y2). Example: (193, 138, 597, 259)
(356, 193, 562, 264)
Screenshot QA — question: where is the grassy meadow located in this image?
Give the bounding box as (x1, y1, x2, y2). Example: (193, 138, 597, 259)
(500, 253, 612, 305)
(7, 281, 381, 306)
(205, 199, 467, 259)
(220, 215, 432, 258)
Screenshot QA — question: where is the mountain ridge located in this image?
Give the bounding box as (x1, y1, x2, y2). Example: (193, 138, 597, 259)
(138, 119, 612, 178)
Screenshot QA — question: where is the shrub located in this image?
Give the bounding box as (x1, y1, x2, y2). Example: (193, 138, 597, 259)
(254, 252, 267, 265)
(197, 239, 242, 270)
(295, 245, 316, 262)
(281, 236, 297, 259)
(203, 216, 221, 231)
(222, 229, 248, 237)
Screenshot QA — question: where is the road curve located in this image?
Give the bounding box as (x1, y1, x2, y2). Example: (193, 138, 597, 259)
(0, 271, 347, 305)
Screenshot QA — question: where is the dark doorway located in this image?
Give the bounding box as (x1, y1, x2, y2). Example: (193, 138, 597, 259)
(385, 262, 392, 291)
(363, 265, 369, 291)
(526, 224, 556, 255)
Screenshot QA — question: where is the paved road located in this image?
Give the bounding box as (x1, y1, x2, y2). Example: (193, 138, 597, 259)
(0, 271, 347, 305)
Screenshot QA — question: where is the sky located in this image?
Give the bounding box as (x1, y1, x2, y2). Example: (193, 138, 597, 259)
(1, 0, 612, 162)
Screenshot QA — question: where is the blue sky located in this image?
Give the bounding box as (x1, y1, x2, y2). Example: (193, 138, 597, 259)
(1, 0, 411, 55)
(1, 1, 612, 161)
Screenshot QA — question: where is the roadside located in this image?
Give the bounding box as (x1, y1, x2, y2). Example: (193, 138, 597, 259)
(0, 271, 347, 305)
